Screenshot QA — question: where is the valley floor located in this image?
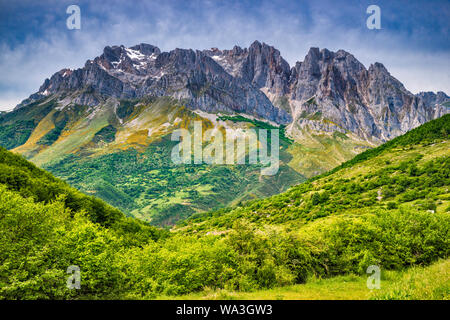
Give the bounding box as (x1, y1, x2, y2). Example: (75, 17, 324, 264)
(160, 258, 449, 300)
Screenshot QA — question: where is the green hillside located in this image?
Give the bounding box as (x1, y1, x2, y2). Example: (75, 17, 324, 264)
(0, 115, 448, 299)
(43, 133, 305, 226)
(2, 97, 308, 226)
(0, 145, 122, 226)
(1, 96, 375, 226)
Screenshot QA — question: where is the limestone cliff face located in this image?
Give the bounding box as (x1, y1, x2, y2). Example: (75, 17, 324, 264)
(204, 41, 291, 96)
(283, 48, 449, 141)
(17, 41, 449, 142)
(18, 43, 290, 124)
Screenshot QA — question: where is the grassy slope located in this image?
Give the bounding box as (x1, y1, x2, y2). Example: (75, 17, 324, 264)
(0, 144, 165, 235)
(4, 95, 377, 226)
(178, 114, 450, 232)
(2, 97, 307, 226)
(286, 133, 373, 178)
(0, 144, 166, 299)
(172, 258, 449, 300)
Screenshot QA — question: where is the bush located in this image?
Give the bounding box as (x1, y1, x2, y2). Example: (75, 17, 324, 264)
(387, 202, 398, 209)
(297, 208, 449, 276)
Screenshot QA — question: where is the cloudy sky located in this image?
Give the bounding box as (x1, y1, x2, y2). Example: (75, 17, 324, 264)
(0, 0, 449, 110)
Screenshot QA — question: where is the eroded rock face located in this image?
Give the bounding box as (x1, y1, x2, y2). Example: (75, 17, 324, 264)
(202, 43, 449, 141)
(20, 43, 290, 124)
(17, 42, 449, 142)
(204, 40, 291, 96)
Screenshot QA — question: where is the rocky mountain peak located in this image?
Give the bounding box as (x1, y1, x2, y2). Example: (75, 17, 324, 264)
(248, 40, 263, 50)
(14, 41, 448, 141)
(369, 61, 388, 72)
(129, 43, 161, 56)
(203, 41, 291, 96)
(416, 91, 450, 107)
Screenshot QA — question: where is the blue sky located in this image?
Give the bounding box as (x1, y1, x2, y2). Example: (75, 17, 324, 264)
(0, 0, 449, 110)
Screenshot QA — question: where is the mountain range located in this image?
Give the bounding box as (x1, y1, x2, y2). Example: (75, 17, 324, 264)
(17, 40, 449, 141)
(1, 40, 448, 225)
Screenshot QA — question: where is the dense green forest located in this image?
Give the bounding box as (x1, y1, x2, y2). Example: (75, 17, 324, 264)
(0, 115, 448, 299)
